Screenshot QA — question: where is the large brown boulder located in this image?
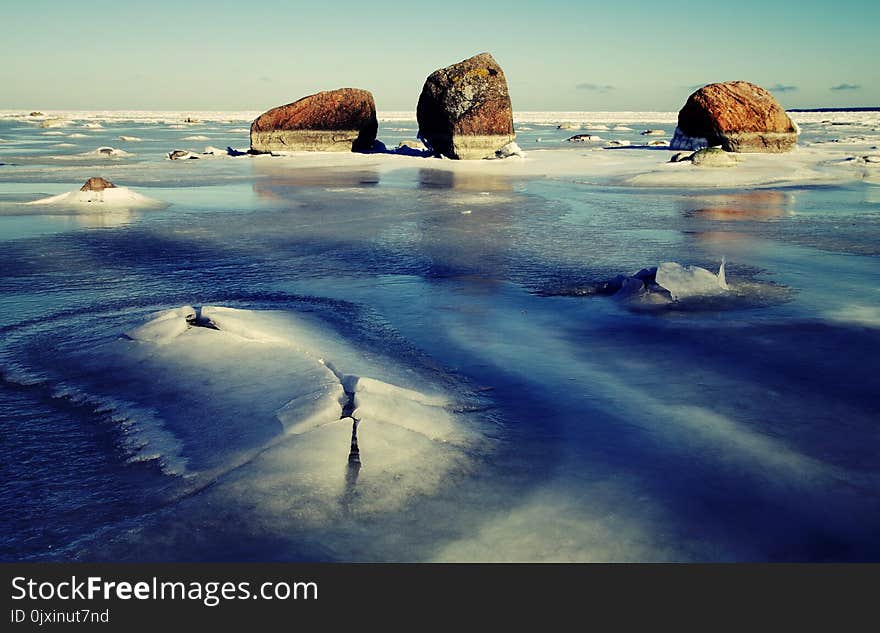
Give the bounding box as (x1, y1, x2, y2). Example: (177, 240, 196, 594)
(416, 53, 515, 159)
(670, 81, 797, 153)
(250, 88, 378, 153)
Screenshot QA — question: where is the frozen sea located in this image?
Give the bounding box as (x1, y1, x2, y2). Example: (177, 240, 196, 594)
(1, 109, 879, 561)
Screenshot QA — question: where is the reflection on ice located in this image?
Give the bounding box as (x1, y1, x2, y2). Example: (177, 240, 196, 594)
(251, 162, 381, 200)
(418, 168, 512, 192)
(682, 190, 795, 221)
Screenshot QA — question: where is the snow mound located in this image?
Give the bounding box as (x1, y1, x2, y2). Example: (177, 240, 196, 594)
(125, 306, 197, 344)
(496, 142, 525, 158)
(79, 146, 133, 158)
(26, 185, 165, 209)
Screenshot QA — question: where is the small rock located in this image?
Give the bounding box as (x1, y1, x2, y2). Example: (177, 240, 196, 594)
(691, 147, 738, 167)
(80, 177, 117, 192)
(167, 149, 200, 160)
(669, 151, 693, 163)
(397, 139, 426, 150)
(567, 134, 602, 143)
(93, 146, 130, 157)
(633, 267, 658, 283)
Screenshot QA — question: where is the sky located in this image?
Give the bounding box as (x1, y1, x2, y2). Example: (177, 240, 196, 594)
(2, 0, 877, 112)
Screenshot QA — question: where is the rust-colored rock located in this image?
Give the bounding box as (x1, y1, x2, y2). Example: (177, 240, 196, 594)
(80, 177, 117, 192)
(670, 81, 797, 152)
(416, 52, 515, 159)
(250, 88, 378, 153)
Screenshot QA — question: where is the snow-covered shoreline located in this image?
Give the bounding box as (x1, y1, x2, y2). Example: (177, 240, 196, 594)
(4, 109, 878, 126)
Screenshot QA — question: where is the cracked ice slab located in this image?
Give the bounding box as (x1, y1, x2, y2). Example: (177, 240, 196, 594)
(97, 306, 486, 484)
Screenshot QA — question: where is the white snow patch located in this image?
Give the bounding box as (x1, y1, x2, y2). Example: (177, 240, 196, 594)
(125, 306, 196, 344)
(26, 185, 165, 209)
(825, 304, 880, 328)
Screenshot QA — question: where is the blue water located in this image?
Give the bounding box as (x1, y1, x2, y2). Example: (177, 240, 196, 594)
(0, 114, 878, 561)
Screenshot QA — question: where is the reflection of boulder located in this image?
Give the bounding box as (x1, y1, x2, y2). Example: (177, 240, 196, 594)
(250, 88, 378, 153)
(251, 161, 380, 200)
(670, 81, 798, 152)
(416, 53, 515, 159)
(417, 169, 512, 192)
(414, 171, 514, 281)
(682, 190, 793, 221)
(72, 209, 137, 228)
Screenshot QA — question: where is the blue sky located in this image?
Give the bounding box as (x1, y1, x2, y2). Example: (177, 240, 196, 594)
(2, 0, 876, 111)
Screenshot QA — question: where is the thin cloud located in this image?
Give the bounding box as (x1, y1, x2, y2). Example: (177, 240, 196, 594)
(769, 83, 798, 93)
(831, 83, 861, 91)
(576, 83, 615, 93)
